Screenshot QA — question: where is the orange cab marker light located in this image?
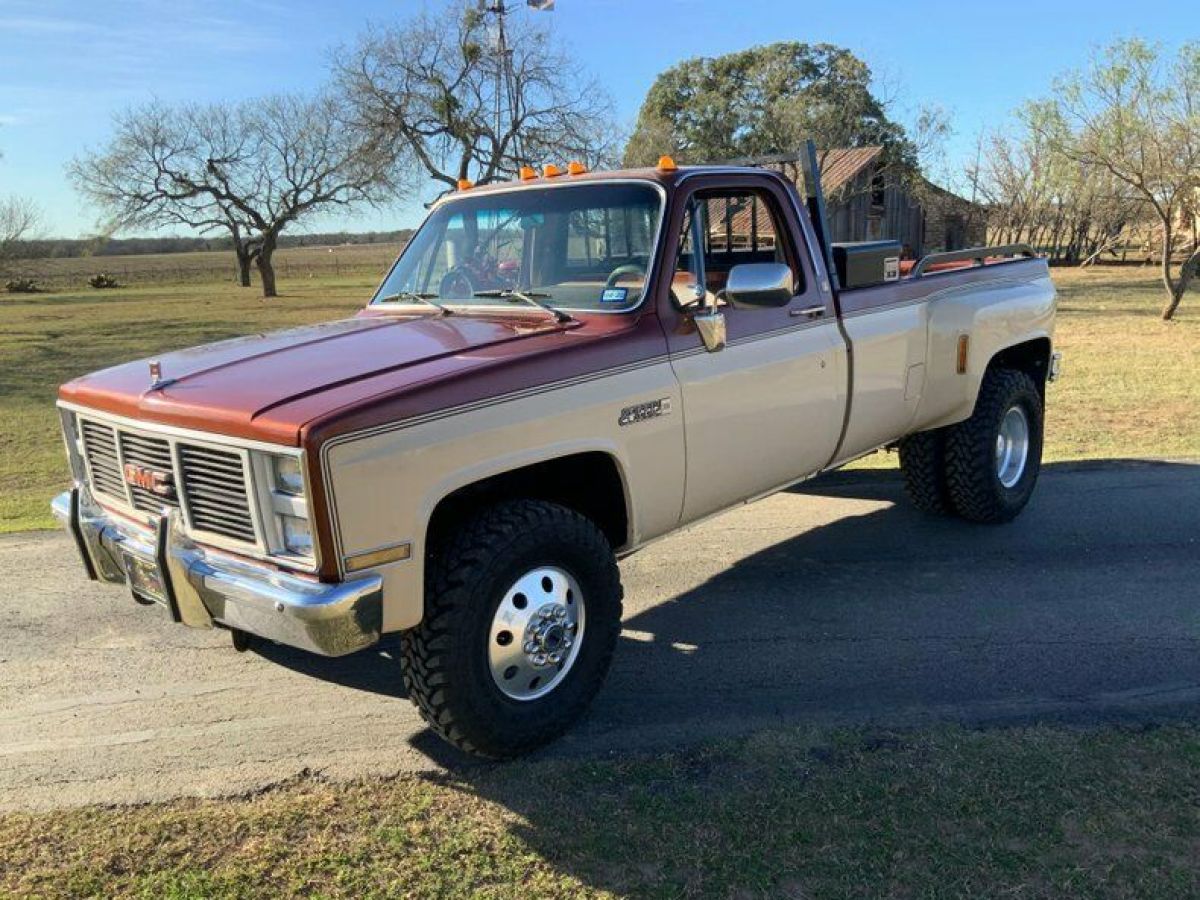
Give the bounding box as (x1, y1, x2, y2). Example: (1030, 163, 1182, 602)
(657, 155, 678, 172)
(543, 163, 564, 178)
(567, 161, 587, 175)
(518, 166, 537, 181)
(456, 178, 474, 191)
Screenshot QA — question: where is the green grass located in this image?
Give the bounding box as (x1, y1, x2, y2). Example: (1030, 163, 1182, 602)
(4, 724, 1200, 898)
(2, 264, 1198, 532)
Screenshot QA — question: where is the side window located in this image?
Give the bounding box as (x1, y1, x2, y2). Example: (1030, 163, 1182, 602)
(672, 187, 803, 306)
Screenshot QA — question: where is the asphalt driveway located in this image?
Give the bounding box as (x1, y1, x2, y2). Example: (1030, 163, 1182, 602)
(2, 459, 1198, 810)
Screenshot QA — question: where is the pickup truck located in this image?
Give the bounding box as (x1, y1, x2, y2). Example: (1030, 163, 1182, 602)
(51, 151, 1058, 757)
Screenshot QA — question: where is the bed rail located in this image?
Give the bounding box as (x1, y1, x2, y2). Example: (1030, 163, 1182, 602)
(909, 244, 1037, 277)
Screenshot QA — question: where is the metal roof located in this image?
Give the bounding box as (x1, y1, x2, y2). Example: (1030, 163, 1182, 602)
(815, 146, 884, 193)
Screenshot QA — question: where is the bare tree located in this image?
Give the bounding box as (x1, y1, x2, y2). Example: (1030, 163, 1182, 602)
(968, 124, 1140, 265)
(71, 94, 402, 297)
(1026, 39, 1200, 319)
(0, 131, 43, 279)
(0, 195, 41, 277)
(333, 2, 616, 193)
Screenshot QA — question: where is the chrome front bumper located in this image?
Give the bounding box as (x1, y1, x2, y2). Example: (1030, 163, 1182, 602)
(51, 487, 383, 657)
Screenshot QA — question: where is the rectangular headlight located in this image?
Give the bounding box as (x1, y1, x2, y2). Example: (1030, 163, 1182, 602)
(273, 455, 305, 496)
(281, 514, 313, 556)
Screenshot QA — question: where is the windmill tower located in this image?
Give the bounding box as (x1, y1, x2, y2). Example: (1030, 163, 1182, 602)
(479, 0, 555, 173)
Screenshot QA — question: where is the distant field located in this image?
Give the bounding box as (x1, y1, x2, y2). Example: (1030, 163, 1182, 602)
(7, 242, 403, 291)
(1, 263, 1197, 532)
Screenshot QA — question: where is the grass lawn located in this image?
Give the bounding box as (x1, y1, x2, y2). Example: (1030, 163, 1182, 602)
(4, 724, 1200, 898)
(3, 264, 1197, 533)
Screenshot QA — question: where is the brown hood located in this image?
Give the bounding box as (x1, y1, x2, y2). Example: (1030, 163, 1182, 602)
(58, 311, 577, 445)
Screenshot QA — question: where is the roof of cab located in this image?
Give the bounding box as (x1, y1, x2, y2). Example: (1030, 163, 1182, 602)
(448, 163, 779, 198)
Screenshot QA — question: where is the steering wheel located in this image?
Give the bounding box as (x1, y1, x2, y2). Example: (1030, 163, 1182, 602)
(605, 264, 646, 288)
(439, 266, 478, 299)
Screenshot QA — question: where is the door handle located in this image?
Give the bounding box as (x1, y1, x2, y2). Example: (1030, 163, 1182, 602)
(790, 304, 826, 318)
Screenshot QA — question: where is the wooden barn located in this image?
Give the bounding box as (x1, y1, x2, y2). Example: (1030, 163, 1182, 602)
(749, 146, 987, 258)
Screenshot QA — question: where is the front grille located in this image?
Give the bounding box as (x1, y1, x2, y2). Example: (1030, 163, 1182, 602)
(79, 420, 126, 501)
(178, 445, 257, 543)
(76, 415, 259, 547)
(118, 431, 180, 512)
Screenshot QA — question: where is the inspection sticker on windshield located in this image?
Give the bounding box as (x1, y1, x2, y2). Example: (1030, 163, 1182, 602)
(600, 287, 628, 303)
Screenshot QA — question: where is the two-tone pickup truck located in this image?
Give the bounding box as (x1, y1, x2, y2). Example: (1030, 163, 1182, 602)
(51, 148, 1058, 757)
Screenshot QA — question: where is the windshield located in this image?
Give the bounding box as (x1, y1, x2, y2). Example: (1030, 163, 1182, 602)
(372, 182, 663, 313)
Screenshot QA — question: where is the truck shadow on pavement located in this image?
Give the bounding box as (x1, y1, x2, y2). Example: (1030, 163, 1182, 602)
(259, 459, 1200, 766)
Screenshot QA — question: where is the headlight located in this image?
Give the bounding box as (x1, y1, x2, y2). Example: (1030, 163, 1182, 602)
(280, 514, 313, 555)
(273, 455, 305, 496)
(249, 450, 316, 568)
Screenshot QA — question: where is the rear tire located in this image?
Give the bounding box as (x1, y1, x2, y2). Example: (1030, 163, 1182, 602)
(944, 368, 1043, 523)
(898, 428, 953, 515)
(400, 499, 623, 758)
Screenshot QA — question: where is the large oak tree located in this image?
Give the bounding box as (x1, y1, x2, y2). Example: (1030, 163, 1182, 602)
(623, 42, 922, 187)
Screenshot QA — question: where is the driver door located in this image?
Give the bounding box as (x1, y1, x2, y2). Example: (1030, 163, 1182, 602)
(662, 175, 846, 523)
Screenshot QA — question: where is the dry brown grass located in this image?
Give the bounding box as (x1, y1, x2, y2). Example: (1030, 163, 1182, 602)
(1048, 267, 1200, 460)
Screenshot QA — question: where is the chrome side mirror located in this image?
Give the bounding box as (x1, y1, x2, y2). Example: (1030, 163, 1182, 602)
(725, 262, 794, 309)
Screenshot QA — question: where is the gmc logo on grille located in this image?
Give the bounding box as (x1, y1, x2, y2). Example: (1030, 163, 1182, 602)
(123, 463, 176, 499)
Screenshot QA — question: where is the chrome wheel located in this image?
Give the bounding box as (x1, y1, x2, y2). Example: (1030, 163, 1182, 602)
(995, 405, 1030, 488)
(487, 566, 585, 701)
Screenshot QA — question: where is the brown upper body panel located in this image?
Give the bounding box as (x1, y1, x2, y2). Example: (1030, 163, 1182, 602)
(57, 308, 664, 445)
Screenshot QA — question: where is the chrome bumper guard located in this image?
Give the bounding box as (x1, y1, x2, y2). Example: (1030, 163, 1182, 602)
(51, 487, 383, 657)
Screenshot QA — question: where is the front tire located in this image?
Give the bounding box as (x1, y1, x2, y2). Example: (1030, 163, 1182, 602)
(944, 368, 1044, 523)
(400, 500, 623, 758)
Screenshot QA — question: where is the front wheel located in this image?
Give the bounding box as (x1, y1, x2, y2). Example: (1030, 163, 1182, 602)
(400, 500, 623, 758)
(944, 368, 1044, 523)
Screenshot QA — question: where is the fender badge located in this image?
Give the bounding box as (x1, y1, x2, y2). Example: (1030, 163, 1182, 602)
(618, 397, 672, 427)
(148, 360, 175, 391)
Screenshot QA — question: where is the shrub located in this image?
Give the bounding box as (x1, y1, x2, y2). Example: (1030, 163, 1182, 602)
(4, 277, 40, 293)
(88, 273, 120, 289)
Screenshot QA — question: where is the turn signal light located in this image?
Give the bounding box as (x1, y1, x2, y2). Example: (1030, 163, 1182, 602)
(956, 334, 970, 374)
(567, 161, 587, 175)
(543, 163, 564, 178)
(657, 155, 678, 172)
(456, 178, 474, 190)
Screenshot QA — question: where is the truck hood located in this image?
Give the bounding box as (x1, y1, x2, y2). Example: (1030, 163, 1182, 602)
(58, 311, 574, 445)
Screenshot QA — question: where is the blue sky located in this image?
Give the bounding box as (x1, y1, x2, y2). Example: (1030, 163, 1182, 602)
(0, 0, 1193, 238)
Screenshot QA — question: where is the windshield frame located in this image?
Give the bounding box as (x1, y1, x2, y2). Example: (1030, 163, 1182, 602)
(369, 178, 670, 317)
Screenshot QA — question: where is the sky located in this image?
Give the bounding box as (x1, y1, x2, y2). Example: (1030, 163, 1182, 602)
(0, 0, 1194, 239)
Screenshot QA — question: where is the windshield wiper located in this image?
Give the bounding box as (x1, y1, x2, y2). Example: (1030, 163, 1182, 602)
(375, 290, 454, 316)
(472, 289, 573, 324)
